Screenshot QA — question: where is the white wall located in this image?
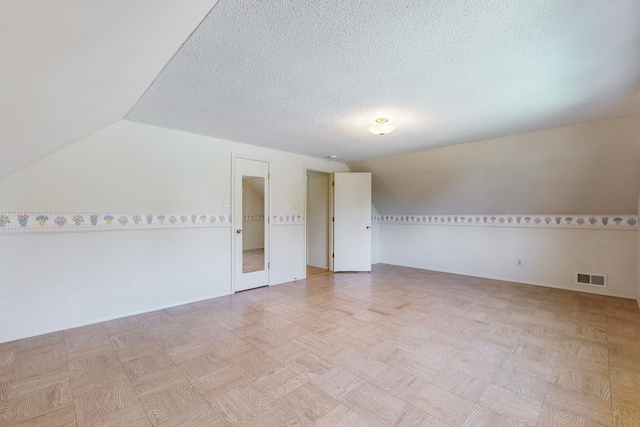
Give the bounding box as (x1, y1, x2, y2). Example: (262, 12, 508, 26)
(0, 120, 349, 343)
(380, 224, 638, 299)
(354, 115, 640, 300)
(307, 171, 330, 268)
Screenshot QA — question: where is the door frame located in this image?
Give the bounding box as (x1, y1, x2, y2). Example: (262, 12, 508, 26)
(232, 154, 271, 292)
(303, 166, 335, 276)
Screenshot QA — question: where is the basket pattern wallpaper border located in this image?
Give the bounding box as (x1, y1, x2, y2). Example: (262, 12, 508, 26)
(372, 214, 638, 230)
(271, 213, 305, 225)
(0, 212, 232, 233)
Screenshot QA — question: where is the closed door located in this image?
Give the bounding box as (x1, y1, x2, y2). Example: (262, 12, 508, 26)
(234, 158, 269, 291)
(333, 172, 371, 272)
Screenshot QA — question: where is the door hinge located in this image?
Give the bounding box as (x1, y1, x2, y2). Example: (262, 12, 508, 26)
(268, 262, 270, 268)
(332, 253, 334, 258)
(268, 173, 270, 179)
(332, 217, 334, 222)
(332, 181, 334, 186)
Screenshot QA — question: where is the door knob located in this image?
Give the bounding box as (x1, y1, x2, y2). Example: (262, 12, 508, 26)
(236, 229, 242, 234)
(366, 226, 371, 229)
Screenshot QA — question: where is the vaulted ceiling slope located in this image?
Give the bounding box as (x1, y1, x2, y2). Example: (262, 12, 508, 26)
(0, 0, 218, 178)
(127, 1, 640, 163)
(349, 115, 640, 215)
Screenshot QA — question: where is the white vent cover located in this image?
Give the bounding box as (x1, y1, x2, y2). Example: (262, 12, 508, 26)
(576, 272, 607, 287)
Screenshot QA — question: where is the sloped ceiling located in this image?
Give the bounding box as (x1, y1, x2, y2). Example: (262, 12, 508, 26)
(349, 115, 640, 215)
(127, 0, 640, 163)
(0, 0, 218, 178)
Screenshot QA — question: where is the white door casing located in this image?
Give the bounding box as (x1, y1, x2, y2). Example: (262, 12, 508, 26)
(333, 172, 372, 272)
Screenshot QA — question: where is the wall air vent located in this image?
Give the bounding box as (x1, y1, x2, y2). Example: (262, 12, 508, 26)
(575, 272, 607, 287)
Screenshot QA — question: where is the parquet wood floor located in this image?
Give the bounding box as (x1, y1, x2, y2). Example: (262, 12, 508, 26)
(306, 266, 331, 278)
(1, 264, 639, 426)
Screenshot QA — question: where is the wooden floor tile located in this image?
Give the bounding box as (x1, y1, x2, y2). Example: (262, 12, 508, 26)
(231, 350, 282, 381)
(344, 383, 407, 426)
(611, 383, 640, 412)
(122, 350, 175, 383)
(491, 365, 549, 402)
(310, 366, 366, 402)
(285, 352, 333, 381)
(208, 383, 273, 426)
(537, 404, 607, 427)
(138, 380, 205, 426)
(544, 383, 612, 426)
(390, 403, 452, 426)
(371, 365, 427, 402)
(392, 351, 444, 381)
(82, 402, 151, 427)
(478, 383, 541, 426)
(411, 383, 475, 427)
(110, 331, 153, 352)
(313, 403, 370, 427)
(196, 365, 248, 398)
(613, 404, 640, 427)
(551, 366, 611, 401)
(3, 381, 72, 425)
(130, 366, 186, 399)
(461, 404, 531, 427)
(339, 354, 388, 382)
(70, 367, 129, 398)
(561, 337, 608, 364)
(275, 383, 338, 426)
(252, 367, 307, 400)
(74, 381, 139, 426)
(2, 402, 77, 427)
(431, 366, 487, 403)
(12, 348, 67, 381)
(240, 406, 301, 427)
(69, 353, 120, 381)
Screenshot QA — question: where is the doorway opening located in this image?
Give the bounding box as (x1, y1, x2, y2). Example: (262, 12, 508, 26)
(306, 170, 332, 278)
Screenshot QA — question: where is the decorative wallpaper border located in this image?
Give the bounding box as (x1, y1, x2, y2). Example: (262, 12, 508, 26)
(271, 213, 305, 225)
(0, 212, 232, 233)
(243, 214, 264, 221)
(372, 214, 638, 230)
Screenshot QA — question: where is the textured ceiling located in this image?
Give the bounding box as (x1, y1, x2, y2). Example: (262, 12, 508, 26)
(0, 0, 217, 178)
(127, 0, 640, 163)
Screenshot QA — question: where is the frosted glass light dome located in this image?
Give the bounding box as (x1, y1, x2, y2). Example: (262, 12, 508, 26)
(368, 118, 396, 135)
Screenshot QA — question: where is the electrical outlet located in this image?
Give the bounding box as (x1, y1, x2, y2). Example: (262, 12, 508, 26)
(518, 260, 522, 266)
(223, 200, 229, 208)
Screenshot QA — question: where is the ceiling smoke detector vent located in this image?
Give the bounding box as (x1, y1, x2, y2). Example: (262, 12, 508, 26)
(575, 272, 607, 287)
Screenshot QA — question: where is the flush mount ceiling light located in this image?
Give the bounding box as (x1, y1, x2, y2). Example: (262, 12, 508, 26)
(367, 118, 396, 135)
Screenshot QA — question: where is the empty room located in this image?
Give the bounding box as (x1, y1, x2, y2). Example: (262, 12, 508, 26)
(1, 1, 640, 426)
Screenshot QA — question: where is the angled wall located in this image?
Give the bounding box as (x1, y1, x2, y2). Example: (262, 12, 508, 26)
(0, 1, 217, 178)
(0, 121, 349, 343)
(352, 115, 640, 299)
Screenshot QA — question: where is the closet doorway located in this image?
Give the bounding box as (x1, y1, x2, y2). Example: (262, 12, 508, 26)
(306, 170, 332, 277)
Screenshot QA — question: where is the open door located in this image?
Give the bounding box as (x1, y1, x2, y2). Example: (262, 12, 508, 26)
(333, 172, 372, 272)
(234, 157, 269, 291)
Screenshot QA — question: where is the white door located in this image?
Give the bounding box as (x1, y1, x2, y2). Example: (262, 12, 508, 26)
(234, 158, 269, 292)
(333, 172, 371, 272)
